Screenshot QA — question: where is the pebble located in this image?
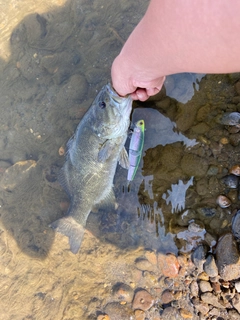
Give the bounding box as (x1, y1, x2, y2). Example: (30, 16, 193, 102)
(97, 315, 110, 320)
(232, 294, 240, 313)
(216, 195, 231, 208)
(161, 289, 174, 304)
(230, 164, 240, 176)
(211, 282, 221, 294)
(192, 245, 207, 272)
(203, 254, 218, 277)
(192, 297, 209, 315)
(0, 160, 37, 191)
(180, 308, 193, 319)
(216, 233, 240, 281)
(112, 283, 134, 303)
(145, 251, 157, 265)
(235, 281, 240, 293)
(104, 302, 134, 320)
(190, 280, 199, 297)
(132, 289, 154, 311)
(157, 253, 180, 278)
(200, 292, 225, 309)
(199, 280, 212, 293)
(134, 309, 145, 320)
(135, 258, 155, 272)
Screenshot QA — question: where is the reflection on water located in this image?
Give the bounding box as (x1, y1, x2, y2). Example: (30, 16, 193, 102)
(0, 0, 240, 318)
(162, 177, 194, 213)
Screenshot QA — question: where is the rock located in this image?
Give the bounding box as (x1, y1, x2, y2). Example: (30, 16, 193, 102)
(197, 272, 209, 281)
(112, 283, 134, 303)
(104, 302, 134, 320)
(203, 254, 218, 277)
(191, 245, 207, 272)
(216, 233, 240, 281)
(161, 306, 180, 318)
(132, 289, 154, 311)
(192, 297, 209, 315)
(199, 280, 212, 293)
(97, 315, 110, 320)
(228, 309, 240, 319)
(0, 160, 37, 191)
(161, 289, 175, 304)
(134, 309, 145, 320)
(181, 153, 208, 178)
(179, 308, 193, 319)
(232, 294, 240, 314)
(200, 292, 225, 309)
(145, 251, 158, 265)
(135, 258, 156, 272)
(211, 282, 221, 294)
(157, 253, 180, 278)
(235, 281, 240, 293)
(190, 280, 199, 297)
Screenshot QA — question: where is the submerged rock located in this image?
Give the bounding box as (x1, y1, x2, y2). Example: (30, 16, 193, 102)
(216, 233, 240, 281)
(232, 209, 240, 239)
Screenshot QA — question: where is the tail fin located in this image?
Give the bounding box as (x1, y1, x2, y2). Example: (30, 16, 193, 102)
(50, 216, 85, 254)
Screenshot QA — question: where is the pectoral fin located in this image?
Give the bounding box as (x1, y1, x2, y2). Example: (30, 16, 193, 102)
(98, 140, 113, 162)
(119, 147, 129, 169)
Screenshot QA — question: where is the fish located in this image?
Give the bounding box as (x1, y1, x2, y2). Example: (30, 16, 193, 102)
(50, 83, 132, 253)
(127, 119, 145, 182)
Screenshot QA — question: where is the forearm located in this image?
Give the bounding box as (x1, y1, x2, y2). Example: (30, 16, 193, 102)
(112, 0, 240, 95)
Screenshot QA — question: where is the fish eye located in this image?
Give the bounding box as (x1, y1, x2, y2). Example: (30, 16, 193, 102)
(139, 121, 143, 125)
(99, 101, 106, 109)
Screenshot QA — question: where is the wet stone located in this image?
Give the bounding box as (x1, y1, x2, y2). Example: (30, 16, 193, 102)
(232, 209, 240, 239)
(161, 289, 174, 304)
(203, 254, 218, 277)
(179, 308, 193, 319)
(192, 298, 209, 315)
(134, 309, 145, 320)
(190, 280, 199, 297)
(199, 280, 212, 293)
(97, 315, 110, 320)
(157, 253, 180, 278)
(211, 282, 221, 294)
(235, 281, 240, 293)
(161, 306, 180, 318)
(132, 289, 154, 311)
(181, 153, 208, 178)
(191, 245, 207, 272)
(200, 292, 225, 309)
(0, 160, 37, 191)
(196, 207, 217, 218)
(135, 258, 155, 272)
(104, 302, 134, 320)
(216, 233, 240, 281)
(232, 294, 240, 313)
(229, 309, 240, 320)
(112, 283, 134, 303)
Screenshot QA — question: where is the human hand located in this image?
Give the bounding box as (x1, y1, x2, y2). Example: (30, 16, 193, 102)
(111, 55, 165, 101)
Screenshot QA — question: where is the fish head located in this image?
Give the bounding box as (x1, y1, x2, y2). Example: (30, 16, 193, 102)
(91, 83, 132, 139)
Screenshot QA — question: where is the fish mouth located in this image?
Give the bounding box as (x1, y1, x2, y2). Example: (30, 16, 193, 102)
(107, 83, 132, 113)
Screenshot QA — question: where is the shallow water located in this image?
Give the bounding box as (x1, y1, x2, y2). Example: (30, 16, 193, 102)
(0, 0, 240, 319)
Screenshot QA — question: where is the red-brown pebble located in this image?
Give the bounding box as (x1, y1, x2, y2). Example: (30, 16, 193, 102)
(132, 289, 154, 311)
(158, 253, 180, 278)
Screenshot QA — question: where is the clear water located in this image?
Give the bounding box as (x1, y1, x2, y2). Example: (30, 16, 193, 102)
(0, 0, 240, 319)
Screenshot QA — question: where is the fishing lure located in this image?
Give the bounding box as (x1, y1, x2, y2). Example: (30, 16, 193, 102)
(127, 119, 145, 182)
